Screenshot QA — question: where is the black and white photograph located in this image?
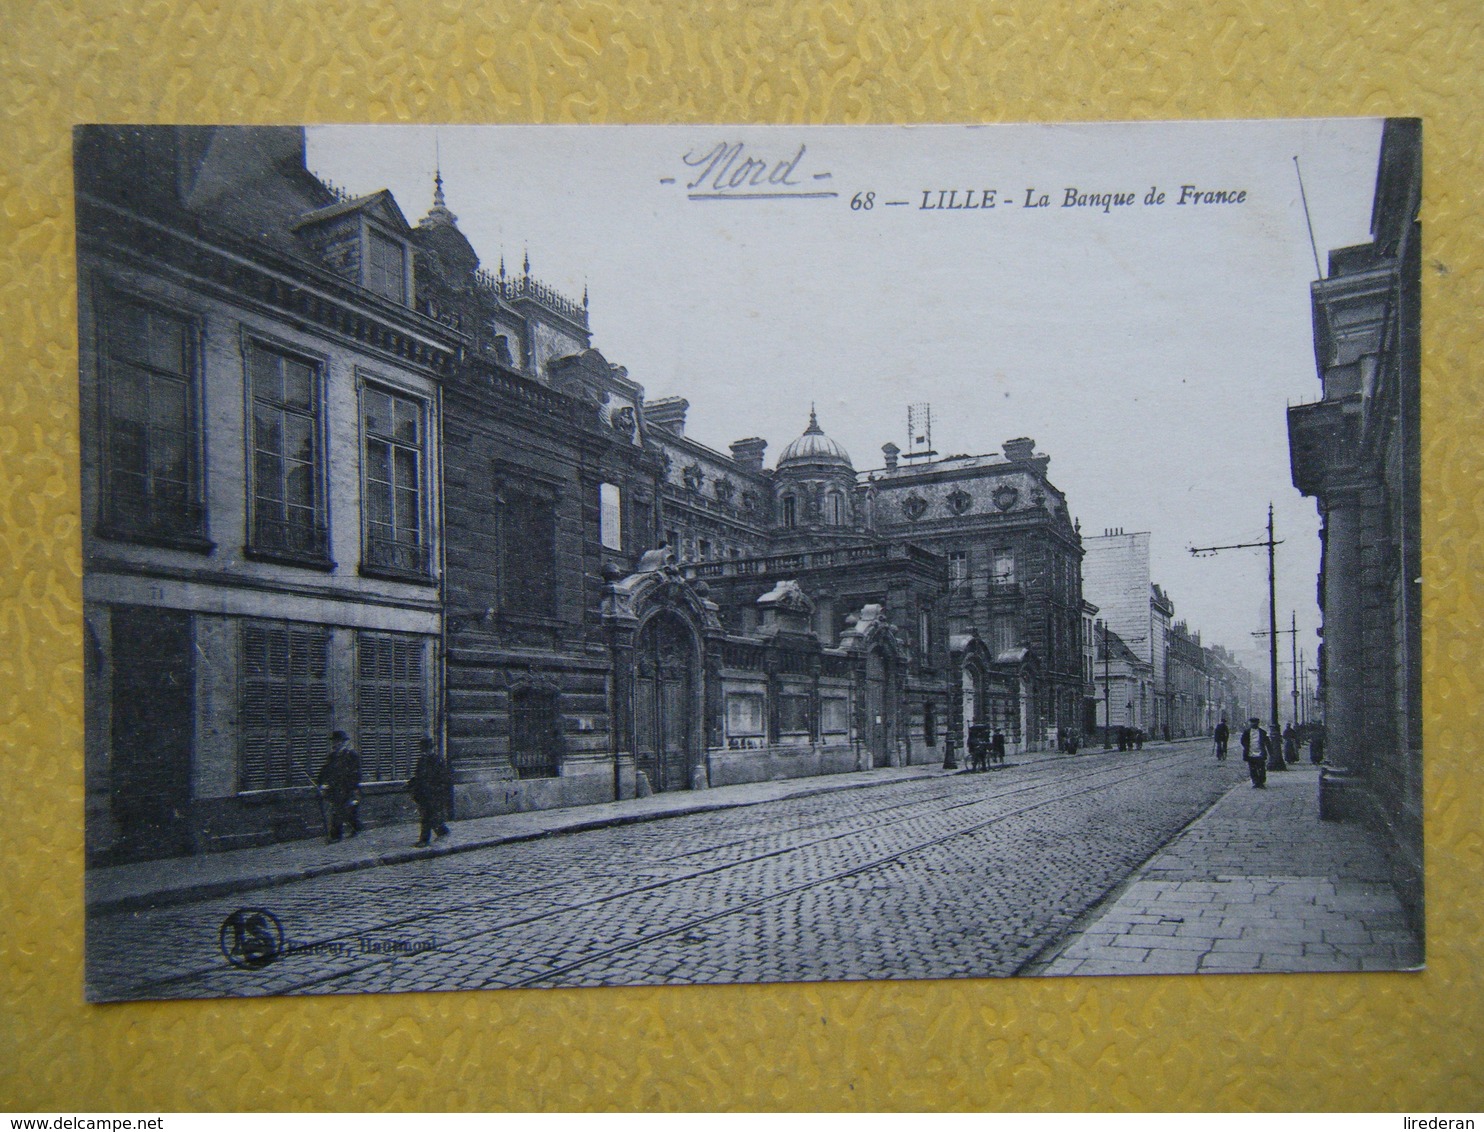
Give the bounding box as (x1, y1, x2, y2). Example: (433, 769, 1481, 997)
(78, 118, 1422, 1001)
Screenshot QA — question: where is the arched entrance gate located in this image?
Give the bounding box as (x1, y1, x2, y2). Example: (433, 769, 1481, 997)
(836, 603, 909, 770)
(602, 550, 725, 799)
(948, 633, 995, 769)
(633, 610, 699, 793)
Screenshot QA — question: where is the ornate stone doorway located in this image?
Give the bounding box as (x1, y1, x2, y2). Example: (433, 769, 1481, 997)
(634, 611, 699, 792)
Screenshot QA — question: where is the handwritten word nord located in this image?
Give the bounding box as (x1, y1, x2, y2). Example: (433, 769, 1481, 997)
(679, 142, 834, 200)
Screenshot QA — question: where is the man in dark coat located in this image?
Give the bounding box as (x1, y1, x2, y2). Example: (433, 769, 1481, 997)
(1309, 722, 1327, 765)
(316, 729, 362, 841)
(1214, 718, 1230, 761)
(1240, 717, 1270, 788)
(967, 724, 990, 772)
(408, 734, 454, 846)
(1283, 722, 1300, 764)
(990, 729, 1007, 765)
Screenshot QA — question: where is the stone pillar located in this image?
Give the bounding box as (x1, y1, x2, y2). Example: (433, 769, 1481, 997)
(607, 627, 637, 800)
(699, 632, 725, 789)
(944, 653, 964, 769)
(1320, 496, 1367, 782)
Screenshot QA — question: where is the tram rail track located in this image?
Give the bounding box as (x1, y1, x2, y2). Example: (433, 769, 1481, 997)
(101, 743, 1211, 997)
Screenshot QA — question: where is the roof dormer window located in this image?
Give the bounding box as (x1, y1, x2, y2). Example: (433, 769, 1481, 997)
(366, 228, 408, 305)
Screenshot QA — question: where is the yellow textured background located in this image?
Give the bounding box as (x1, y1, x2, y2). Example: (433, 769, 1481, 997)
(2, 0, 1481, 1112)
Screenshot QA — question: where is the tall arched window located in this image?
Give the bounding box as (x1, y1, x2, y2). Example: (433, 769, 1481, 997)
(825, 489, 844, 526)
(780, 493, 797, 529)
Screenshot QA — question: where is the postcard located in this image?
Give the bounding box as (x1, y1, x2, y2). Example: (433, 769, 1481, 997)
(78, 119, 1421, 1000)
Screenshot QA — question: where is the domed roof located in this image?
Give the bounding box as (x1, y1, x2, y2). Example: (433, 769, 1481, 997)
(777, 407, 852, 469)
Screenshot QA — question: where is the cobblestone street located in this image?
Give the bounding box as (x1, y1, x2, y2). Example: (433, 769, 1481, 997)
(88, 739, 1245, 999)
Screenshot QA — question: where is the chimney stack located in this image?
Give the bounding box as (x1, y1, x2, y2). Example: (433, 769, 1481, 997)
(882, 442, 900, 470)
(645, 396, 689, 437)
(729, 437, 767, 472)
(1003, 437, 1036, 463)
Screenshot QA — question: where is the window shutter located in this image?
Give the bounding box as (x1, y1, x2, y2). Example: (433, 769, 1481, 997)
(357, 632, 426, 782)
(240, 622, 330, 792)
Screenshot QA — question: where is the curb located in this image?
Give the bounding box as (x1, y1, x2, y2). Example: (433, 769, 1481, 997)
(87, 765, 957, 917)
(1015, 770, 1254, 976)
(87, 741, 1201, 918)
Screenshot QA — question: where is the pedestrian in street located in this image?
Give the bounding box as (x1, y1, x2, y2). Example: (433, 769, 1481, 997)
(991, 728, 1006, 766)
(1283, 722, 1300, 764)
(316, 729, 362, 842)
(968, 723, 990, 772)
(1310, 722, 1327, 765)
(1240, 717, 1270, 788)
(408, 734, 454, 846)
(1135, 727, 1145, 750)
(1214, 718, 1229, 761)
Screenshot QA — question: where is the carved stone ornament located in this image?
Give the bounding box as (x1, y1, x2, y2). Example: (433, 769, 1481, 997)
(947, 488, 972, 515)
(502, 666, 562, 693)
(993, 485, 1020, 511)
(902, 492, 928, 521)
(609, 405, 636, 434)
(713, 476, 735, 504)
(682, 463, 705, 493)
(757, 578, 816, 616)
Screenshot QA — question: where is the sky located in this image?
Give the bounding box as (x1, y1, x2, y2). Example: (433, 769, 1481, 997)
(307, 119, 1385, 687)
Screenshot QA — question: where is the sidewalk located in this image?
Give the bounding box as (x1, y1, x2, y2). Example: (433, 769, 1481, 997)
(86, 760, 969, 916)
(1030, 762, 1423, 976)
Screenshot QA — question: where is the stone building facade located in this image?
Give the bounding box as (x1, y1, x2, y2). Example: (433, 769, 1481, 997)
(1166, 620, 1208, 738)
(79, 125, 1101, 859)
(78, 127, 455, 861)
(859, 439, 1088, 752)
(1288, 118, 1422, 928)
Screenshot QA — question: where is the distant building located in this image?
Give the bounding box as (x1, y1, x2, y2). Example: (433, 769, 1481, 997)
(1288, 118, 1422, 928)
(1092, 624, 1153, 738)
(1166, 620, 1207, 738)
(1083, 529, 1256, 742)
(1204, 644, 1254, 730)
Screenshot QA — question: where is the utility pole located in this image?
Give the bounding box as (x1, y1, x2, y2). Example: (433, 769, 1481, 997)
(1253, 609, 1303, 754)
(1190, 503, 1285, 770)
(1292, 611, 1300, 730)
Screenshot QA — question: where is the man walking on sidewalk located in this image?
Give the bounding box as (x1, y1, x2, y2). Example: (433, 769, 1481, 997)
(408, 734, 454, 847)
(316, 730, 362, 841)
(1214, 718, 1229, 761)
(1240, 717, 1270, 788)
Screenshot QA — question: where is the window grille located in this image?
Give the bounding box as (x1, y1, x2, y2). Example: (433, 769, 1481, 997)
(509, 687, 561, 778)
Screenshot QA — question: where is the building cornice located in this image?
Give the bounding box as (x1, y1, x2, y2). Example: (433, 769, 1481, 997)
(78, 194, 466, 377)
